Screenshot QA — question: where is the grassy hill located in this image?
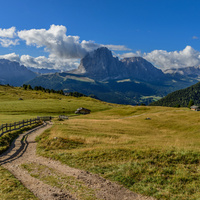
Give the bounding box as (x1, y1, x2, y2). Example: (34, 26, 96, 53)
(0, 85, 112, 123)
(150, 81, 200, 107)
(1, 85, 200, 199)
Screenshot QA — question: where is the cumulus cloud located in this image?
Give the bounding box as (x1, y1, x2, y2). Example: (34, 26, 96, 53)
(143, 46, 200, 69)
(121, 46, 200, 70)
(0, 52, 20, 62)
(20, 54, 79, 70)
(0, 27, 16, 38)
(0, 53, 79, 71)
(18, 25, 99, 59)
(0, 27, 19, 47)
(18, 25, 131, 59)
(0, 25, 131, 69)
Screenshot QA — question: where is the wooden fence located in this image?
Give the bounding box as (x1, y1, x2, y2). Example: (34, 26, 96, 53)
(0, 116, 52, 137)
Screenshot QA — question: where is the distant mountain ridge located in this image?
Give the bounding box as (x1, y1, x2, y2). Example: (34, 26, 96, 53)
(164, 65, 200, 78)
(27, 67, 61, 74)
(0, 59, 37, 86)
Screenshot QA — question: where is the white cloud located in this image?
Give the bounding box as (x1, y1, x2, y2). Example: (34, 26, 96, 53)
(143, 46, 200, 69)
(18, 25, 131, 59)
(0, 24, 132, 67)
(0, 38, 19, 47)
(0, 27, 16, 38)
(0, 52, 20, 62)
(18, 25, 100, 59)
(0, 53, 79, 71)
(103, 44, 131, 51)
(121, 46, 200, 70)
(0, 27, 19, 47)
(120, 51, 142, 58)
(20, 54, 79, 70)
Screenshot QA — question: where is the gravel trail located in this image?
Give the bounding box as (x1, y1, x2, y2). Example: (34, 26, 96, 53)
(0, 122, 155, 200)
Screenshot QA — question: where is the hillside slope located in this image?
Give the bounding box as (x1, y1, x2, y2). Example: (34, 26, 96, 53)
(150, 81, 200, 107)
(26, 72, 161, 105)
(0, 85, 113, 123)
(27, 70, 198, 105)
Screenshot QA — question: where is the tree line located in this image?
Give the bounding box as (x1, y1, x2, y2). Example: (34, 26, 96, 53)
(22, 84, 88, 98)
(22, 84, 65, 95)
(150, 82, 200, 107)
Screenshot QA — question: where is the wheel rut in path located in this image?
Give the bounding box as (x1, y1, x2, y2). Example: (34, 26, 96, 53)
(0, 122, 155, 200)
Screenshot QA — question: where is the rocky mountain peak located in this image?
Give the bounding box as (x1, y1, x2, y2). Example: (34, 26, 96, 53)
(72, 47, 165, 82)
(77, 47, 121, 81)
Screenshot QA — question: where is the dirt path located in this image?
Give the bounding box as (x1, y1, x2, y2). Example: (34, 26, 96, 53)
(0, 122, 155, 200)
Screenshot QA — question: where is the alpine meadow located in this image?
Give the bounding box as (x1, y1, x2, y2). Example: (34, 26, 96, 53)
(0, 85, 200, 199)
(1, 1, 200, 199)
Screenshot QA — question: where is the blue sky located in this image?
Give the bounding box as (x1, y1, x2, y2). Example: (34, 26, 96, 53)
(0, 0, 200, 70)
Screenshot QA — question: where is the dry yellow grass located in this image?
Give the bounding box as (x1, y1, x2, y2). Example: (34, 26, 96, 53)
(36, 106, 200, 199)
(48, 106, 200, 151)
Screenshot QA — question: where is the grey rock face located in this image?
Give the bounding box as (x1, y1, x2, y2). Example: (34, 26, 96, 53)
(0, 59, 37, 86)
(74, 47, 165, 82)
(78, 47, 123, 81)
(121, 57, 165, 81)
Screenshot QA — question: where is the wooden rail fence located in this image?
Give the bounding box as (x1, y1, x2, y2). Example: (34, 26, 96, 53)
(0, 116, 52, 137)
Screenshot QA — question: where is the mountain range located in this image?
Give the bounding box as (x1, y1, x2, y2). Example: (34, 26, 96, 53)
(27, 67, 61, 74)
(164, 65, 200, 79)
(26, 47, 198, 105)
(0, 47, 199, 105)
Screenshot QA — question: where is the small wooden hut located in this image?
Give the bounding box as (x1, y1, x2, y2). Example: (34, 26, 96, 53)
(75, 107, 91, 114)
(190, 105, 200, 111)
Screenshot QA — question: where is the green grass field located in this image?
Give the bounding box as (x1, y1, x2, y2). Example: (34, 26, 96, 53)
(1, 85, 200, 199)
(0, 85, 112, 123)
(36, 107, 200, 200)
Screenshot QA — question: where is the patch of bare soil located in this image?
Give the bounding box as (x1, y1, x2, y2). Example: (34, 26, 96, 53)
(0, 122, 155, 200)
